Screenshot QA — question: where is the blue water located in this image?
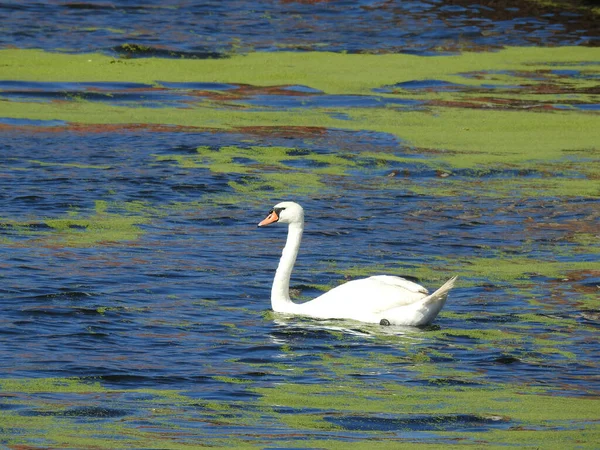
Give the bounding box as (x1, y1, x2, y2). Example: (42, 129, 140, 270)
(1, 1, 599, 447)
(1, 127, 597, 387)
(1, 0, 597, 55)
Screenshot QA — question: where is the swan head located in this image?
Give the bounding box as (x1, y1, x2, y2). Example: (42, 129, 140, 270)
(258, 201, 304, 227)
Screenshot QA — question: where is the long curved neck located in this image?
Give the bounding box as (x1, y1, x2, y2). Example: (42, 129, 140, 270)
(271, 221, 303, 312)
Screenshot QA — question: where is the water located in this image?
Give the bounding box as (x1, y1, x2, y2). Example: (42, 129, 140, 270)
(1, 1, 599, 448)
(1, 0, 597, 54)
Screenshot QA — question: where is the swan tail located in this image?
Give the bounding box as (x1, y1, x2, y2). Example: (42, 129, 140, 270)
(416, 276, 457, 324)
(382, 276, 457, 326)
(427, 276, 458, 305)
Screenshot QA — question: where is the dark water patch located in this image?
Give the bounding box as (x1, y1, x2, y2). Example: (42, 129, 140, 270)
(325, 413, 510, 432)
(20, 307, 102, 318)
(0, 221, 54, 231)
(579, 310, 600, 326)
(376, 79, 467, 93)
(0, 80, 194, 108)
(326, 112, 351, 120)
(96, 374, 213, 389)
(281, 159, 331, 170)
(244, 94, 421, 110)
(0, 402, 24, 411)
(29, 289, 95, 301)
(1, 79, 425, 112)
(62, 2, 146, 11)
(465, 314, 522, 324)
(426, 378, 485, 387)
(400, 164, 552, 179)
(269, 326, 347, 343)
(492, 354, 522, 365)
(378, 69, 600, 112)
(111, 44, 227, 60)
(170, 183, 211, 193)
(21, 406, 130, 418)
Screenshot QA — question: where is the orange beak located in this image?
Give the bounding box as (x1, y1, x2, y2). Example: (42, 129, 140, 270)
(258, 209, 279, 227)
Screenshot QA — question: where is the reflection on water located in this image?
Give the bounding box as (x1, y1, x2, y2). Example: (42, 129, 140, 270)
(271, 315, 428, 339)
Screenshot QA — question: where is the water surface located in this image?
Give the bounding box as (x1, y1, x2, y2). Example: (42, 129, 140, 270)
(1, 1, 599, 448)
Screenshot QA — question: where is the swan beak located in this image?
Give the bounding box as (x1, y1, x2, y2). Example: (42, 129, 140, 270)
(258, 210, 279, 227)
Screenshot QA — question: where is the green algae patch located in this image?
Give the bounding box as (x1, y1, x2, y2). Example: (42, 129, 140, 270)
(395, 173, 600, 199)
(45, 214, 147, 247)
(343, 106, 599, 174)
(253, 381, 600, 447)
(0, 377, 258, 449)
(3, 375, 598, 448)
(1, 46, 599, 95)
(337, 254, 600, 288)
(2, 200, 150, 247)
(2, 47, 598, 201)
(452, 257, 600, 282)
(0, 377, 106, 394)
(2, 95, 598, 201)
(155, 144, 394, 197)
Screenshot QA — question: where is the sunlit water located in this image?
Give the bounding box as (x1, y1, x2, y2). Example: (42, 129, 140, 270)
(1, 0, 599, 447)
(1, 0, 597, 54)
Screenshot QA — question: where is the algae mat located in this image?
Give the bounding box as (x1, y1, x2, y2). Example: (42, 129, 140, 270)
(1, 47, 599, 194)
(0, 47, 599, 448)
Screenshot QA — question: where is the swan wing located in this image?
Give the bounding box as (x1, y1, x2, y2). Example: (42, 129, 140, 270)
(367, 275, 429, 295)
(296, 276, 429, 321)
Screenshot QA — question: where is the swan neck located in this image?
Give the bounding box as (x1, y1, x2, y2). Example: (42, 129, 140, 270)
(271, 222, 303, 312)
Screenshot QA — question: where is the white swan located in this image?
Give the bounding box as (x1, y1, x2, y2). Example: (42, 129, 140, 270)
(258, 201, 457, 326)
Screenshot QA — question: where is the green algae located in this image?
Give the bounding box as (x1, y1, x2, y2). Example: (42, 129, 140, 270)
(1, 47, 598, 94)
(1, 200, 150, 247)
(0, 377, 254, 449)
(452, 257, 600, 282)
(44, 214, 146, 246)
(1, 45, 599, 449)
(5, 98, 597, 169)
(0, 377, 106, 394)
(1, 48, 597, 181)
(336, 255, 600, 286)
(571, 232, 600, 250)
(2, 348, 599, 448)
(155, 144, 413, 197)
(252, 381, 600, 447)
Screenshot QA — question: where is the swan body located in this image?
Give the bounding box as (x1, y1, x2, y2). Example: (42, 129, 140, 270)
(258, 201, 457, 326)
